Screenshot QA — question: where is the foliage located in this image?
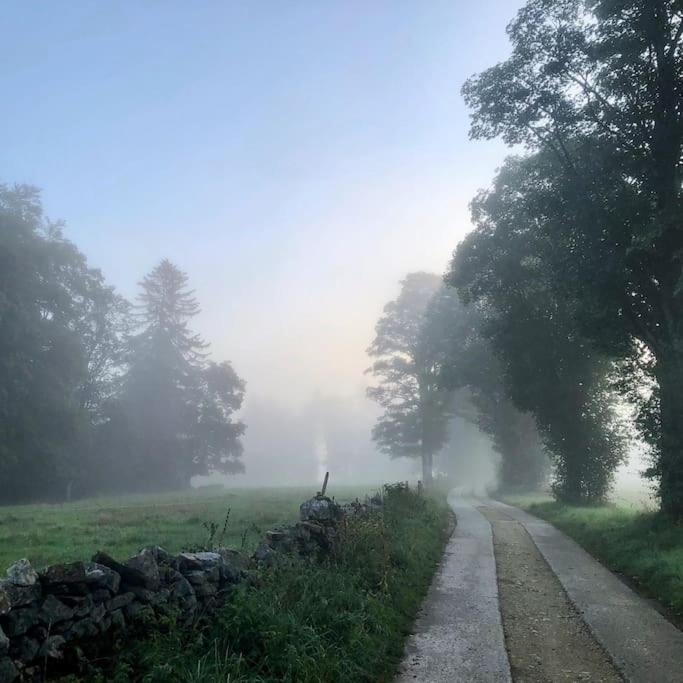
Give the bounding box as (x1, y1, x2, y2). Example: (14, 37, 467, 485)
(106, 485, 450, 683)
(462, 0, 683, 515)
(423, 284, 548, 493)
(0, 185, 127, 503)
(93, 260, 246, 493)
(0, 186, 247, 502)
(524, 500, 683, 620)
(366, 273, 451, 485)
(448, 154, 627, 503)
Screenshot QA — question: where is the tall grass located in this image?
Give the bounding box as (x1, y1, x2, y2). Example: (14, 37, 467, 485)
(104, 485, 451, 682)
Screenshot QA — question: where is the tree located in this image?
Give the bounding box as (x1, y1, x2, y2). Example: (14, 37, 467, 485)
(447, 164, 626, 503)
(366, 273, 451, 486)
(423, 284, 548, 493)
(0, 185, 125, 502)
(104, 260, 246, 492)
(462, 0, 683, 515)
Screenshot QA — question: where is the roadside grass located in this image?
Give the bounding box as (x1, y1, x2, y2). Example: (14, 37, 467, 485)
(0, 486, 368, 570)
(104, 485, 452, 683)
(517, 500, 683, 619)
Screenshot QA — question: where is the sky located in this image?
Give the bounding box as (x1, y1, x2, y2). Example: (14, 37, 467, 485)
(2, 1, 522, 413)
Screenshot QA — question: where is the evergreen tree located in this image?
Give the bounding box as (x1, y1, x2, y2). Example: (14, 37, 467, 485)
(106, 260, 245, 492)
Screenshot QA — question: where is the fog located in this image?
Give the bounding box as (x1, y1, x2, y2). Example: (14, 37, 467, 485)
(196, 391, 416, 489)
(1, 0, 665, 508)
(2, 1, 534, 494)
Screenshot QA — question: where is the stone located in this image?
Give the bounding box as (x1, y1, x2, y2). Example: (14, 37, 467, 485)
(184, 571, 210, 587)
(265, 529, 295, 554)
(43, 582, 90, 597)
(216, 550, 246, 583)
(61, 595, 94, 618)
(121, 585, 157, 604)
(124, 548, 160, 590)
(6, 559, 38, 587)
(106, 592, 135, 612)
(4, 607, 41, 637)
(40, 595, 74, 624)
(39, 635, 66, 660)
(0, 588, 10, 617)
(64, 618, 99, 641)
(52, 620, 74, 636)
(299, 496, 342, 524)
(193, 552, 222, 567)
(93, 551, 158, 589)
(90, 589, 111, 604)
(0, 580, 40, 609)
(0, 626, 8, 656)
(0, 657, 18, 682)
(140, 546, 174, 566)
(110, 609, 125, 631)
(28, 625, 47, 641)
(253, 543, 279, 567)
(90, 602, 106, 625)
(99, 615, 112, 633)
(193, 582, 217, 598)
(84, 562, 120, 593)
(40, 562, 87, 586)
(18, 637, 40, 662)
(167, 572, 197, 615)
(176, 553, 203, 573)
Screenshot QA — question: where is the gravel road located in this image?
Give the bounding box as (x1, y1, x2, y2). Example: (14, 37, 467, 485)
(397, 495, 683, 683)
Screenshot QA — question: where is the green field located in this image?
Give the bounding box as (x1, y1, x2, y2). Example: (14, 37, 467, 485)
(0, 485, 370, 571)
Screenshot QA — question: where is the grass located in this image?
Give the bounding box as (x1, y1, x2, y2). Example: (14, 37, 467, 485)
(0, 485, 369, 570)
(101, 484, 452, 683)
(513, 498, 683, 619)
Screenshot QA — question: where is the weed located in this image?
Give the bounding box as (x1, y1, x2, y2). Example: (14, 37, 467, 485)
(109, 486, 450, 682)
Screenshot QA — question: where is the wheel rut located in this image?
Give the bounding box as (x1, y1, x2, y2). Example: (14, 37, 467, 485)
(477, 506, 623, 683)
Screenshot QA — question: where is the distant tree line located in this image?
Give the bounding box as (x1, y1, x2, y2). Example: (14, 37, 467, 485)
(0, 185, 245, 504)
(369, 0, 683, 519)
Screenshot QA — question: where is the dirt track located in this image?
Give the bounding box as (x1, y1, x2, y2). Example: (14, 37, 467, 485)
(397, 496, 683, 683)
(479, 506, 621, 682)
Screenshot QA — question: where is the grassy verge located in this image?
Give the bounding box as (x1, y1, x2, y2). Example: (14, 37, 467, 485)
(0, 486, 367, 569)
(103, 485, 451, 682)
(520, 500, 683, 620)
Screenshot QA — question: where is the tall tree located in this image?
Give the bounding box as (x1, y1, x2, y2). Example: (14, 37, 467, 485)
(0, 185, 125, 502)
(448, 164, 626, 503)
(462, 0, 683, 515)
(105, 260, 245, 492)
(366, 273, 450, 486)
(423, 284, 548, 493)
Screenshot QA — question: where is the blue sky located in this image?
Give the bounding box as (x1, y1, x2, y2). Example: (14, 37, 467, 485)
(2, 0, 522, 406)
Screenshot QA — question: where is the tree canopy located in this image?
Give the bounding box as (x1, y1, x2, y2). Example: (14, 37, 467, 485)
(366, 273, 451, 486)
(0, 188, 246, 503)
(461, 0, 683, 515)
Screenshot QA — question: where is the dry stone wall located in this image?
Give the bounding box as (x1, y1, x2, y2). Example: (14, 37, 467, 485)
(0, 493, 373, 682)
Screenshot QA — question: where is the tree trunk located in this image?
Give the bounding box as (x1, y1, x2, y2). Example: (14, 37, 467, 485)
(422, 449, 433, 488)
(656, 352, 683, 519)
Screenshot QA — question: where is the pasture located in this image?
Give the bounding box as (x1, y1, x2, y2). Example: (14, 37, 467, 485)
(0, 485, 369, 570)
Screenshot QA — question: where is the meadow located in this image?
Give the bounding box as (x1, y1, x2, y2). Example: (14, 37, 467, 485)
(0, 485, 370, 571)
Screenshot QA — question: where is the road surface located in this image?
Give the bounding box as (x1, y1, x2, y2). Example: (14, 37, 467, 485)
(396, 495, 683, 682)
